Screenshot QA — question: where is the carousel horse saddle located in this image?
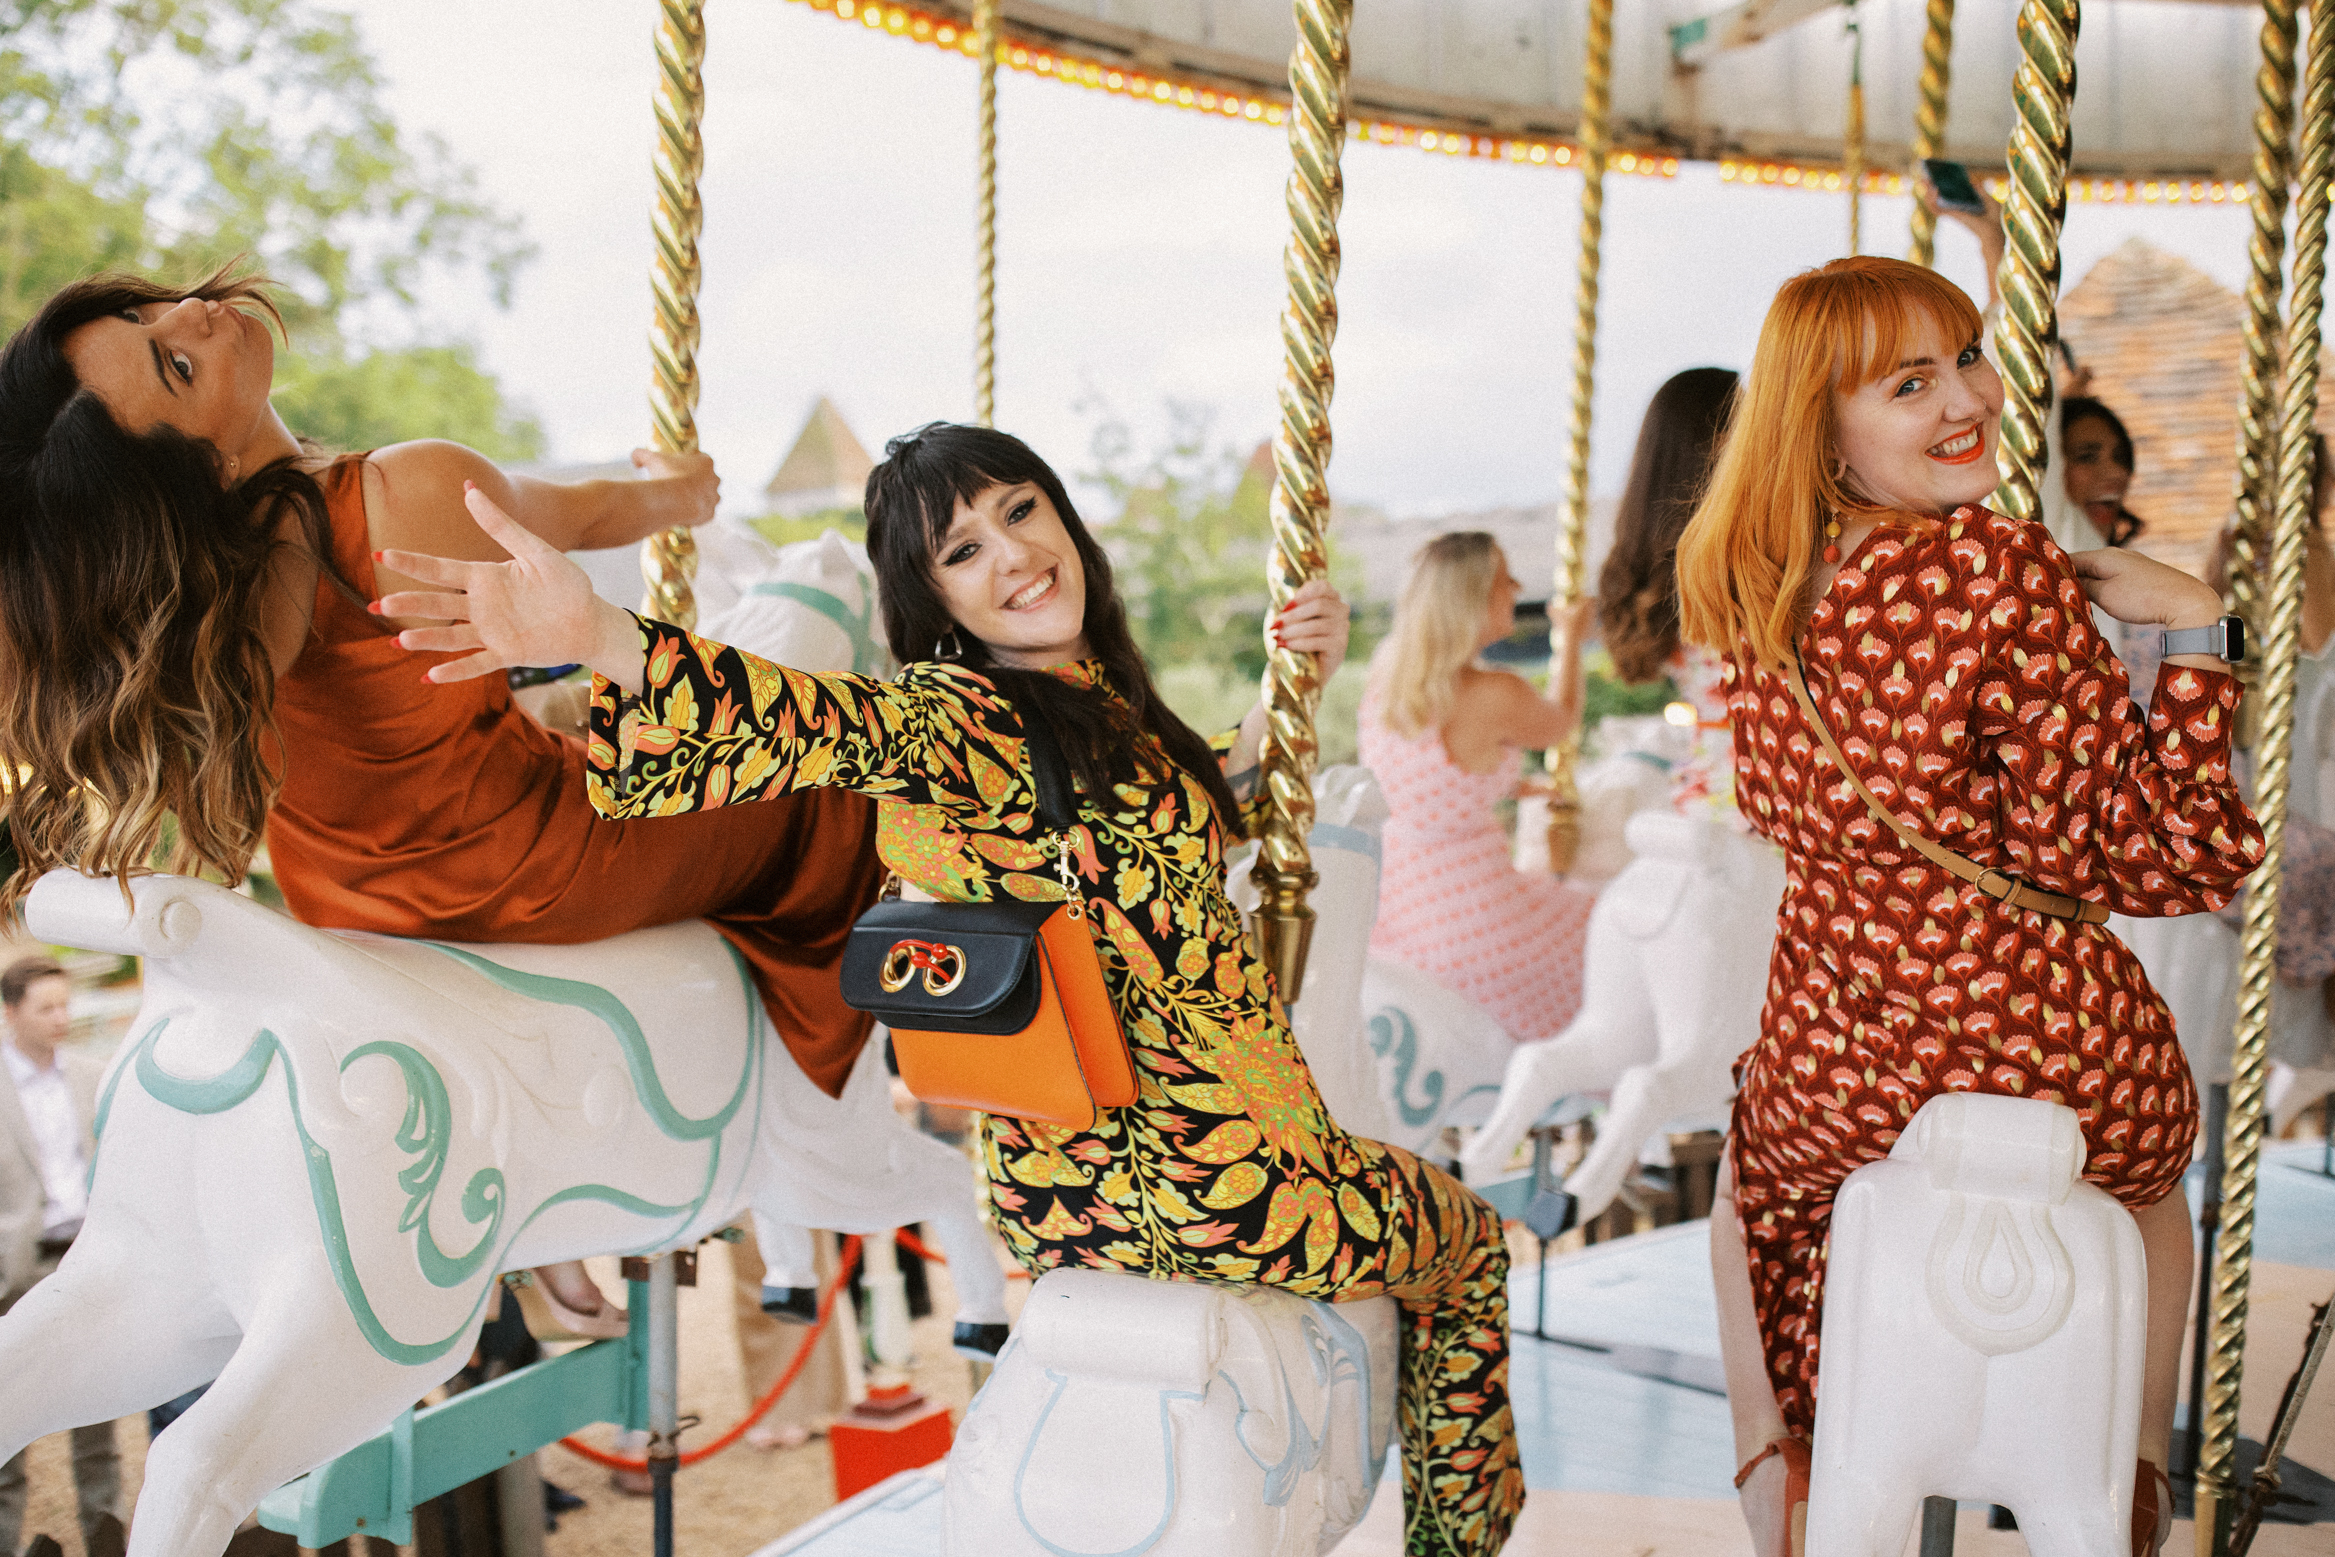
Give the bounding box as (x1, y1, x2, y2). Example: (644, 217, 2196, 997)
(946, 1269, 1399, 1557)
(1808, 1093, 2148, 1557)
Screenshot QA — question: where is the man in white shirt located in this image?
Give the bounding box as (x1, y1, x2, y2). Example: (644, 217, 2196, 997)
(0, 955, 123, 1557)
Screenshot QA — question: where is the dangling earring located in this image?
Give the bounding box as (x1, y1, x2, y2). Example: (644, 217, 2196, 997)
(935, 627, 964, 662)
(1822, 513, 1843, 564)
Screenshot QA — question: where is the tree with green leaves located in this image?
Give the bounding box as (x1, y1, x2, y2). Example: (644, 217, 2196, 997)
(0, 0, 542, 457)
(1085, 402, 1373, 761)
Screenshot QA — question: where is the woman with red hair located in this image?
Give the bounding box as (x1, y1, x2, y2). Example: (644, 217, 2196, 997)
(1675, 257, 2262, 1557)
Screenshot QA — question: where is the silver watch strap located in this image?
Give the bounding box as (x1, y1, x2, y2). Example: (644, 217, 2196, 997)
(2160, 621, 2227, 659)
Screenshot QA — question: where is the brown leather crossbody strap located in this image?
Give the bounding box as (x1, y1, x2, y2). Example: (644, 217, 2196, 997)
(1785, 654, 2109, 926)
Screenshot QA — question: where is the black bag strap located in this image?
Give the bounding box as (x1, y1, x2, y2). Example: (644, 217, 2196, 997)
(1019, 708, 1080, 835)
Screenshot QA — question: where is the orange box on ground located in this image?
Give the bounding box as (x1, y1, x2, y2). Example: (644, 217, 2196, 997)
(830, 1385, 955, 1501)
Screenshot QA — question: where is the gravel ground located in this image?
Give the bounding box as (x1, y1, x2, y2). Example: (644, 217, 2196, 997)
(16, 1243, 2331, 1556)
(19, 1240, 1014, 1557)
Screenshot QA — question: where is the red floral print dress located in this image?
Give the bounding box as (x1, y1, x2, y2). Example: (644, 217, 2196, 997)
(1725, 507, 2263, 1435)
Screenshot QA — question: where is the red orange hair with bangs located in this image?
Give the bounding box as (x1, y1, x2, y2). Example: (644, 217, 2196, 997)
(1675, 256, 1985, 669)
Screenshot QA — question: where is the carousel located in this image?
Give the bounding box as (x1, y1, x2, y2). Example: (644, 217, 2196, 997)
(0, 3, 2329, 1557)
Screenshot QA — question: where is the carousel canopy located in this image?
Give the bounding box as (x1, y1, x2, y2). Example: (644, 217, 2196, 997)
(932, 0, 2268, 181)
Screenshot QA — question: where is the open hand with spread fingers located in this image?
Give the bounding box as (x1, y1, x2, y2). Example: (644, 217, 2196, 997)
(372, 482, 648, 691)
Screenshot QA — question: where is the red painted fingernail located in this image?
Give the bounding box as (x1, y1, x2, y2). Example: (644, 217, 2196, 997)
(366, 601, 382, 614)
(372, 550, 386, 561)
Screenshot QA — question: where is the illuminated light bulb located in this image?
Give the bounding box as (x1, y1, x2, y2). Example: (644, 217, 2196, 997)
(1036, 55, 1054, 74)
(1616, 152, 1635, 171)
(1664, 701, 1698, 728)
(1266, 106, 1284, 124)
(836, 0, 854, 17)
(1783, 167, 1801, 185)
(1199, 90, 1216, 109)
(1823, 171, 1842, 191)
(2142, 181, 2161, 202)
(1178, 86, 1194, 105)
(1106, 70, 1124, 88)
(1663, 158, 1680, 176)
(1153, 81, 1171, 101)
(1885, 174, 1903, 194)
(1421, 131, 1439, 150)
(1530, 144, 1549, 164)
(911, 17, 931, 39)
(1555, 146, 1572, 165)
(1011, 46, 1028, 64)
(886, 7, 906, 30)
(935, 22, 954, 41)
(1244, 101, 1262, 120)
(1721, 162, 1737, 181)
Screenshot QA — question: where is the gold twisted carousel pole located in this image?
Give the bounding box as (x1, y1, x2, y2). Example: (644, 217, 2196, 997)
(2227, 0, 2303, 631)
(1988, 0, 2080, 526)
(1906, 0, 1956, 267)
(641, 0, 708, 628)
(972, 0, 999, 426)
(1844, 1, 1865, 254)
(1248, 0, 1353, 1004)
(2203, 17, 2330, 1550)
(1542, 0, 1613, 876)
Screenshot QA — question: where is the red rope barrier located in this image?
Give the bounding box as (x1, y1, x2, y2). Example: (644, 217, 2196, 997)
(556, 1233, 865, 1472)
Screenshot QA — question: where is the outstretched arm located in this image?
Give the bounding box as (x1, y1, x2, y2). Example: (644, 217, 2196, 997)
(378, 485, 1026, 824)
(374, 482, 651, 690)
(371, 439, 720, 556)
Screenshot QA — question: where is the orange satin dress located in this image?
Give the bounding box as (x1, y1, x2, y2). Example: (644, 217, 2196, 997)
(264, 456, 885, 1095)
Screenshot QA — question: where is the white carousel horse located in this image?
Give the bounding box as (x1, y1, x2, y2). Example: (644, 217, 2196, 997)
(1459, 809, 1787, 1223)
(1808, 1093, 2146, 1557)
(946, 1269, 1397, 1557)
(1514, 711, 1696, 889)
(0, 529, 983, 1557)
(0, 869, 1007, 1557)
(695, 524, 889, 680)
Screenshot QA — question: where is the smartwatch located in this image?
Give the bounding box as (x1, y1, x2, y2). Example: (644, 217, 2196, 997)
(2159, 614, 2247, 664)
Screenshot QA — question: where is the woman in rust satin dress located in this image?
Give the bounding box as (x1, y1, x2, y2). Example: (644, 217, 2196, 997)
(0, 271, 884, 1326)
(1673, 258, 2262, 1557)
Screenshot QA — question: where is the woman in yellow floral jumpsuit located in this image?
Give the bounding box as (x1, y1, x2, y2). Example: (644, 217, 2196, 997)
(376, 425, 1523, 1557)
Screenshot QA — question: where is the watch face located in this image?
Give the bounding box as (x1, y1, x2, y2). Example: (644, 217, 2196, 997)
(2226, 615, 2247, 663)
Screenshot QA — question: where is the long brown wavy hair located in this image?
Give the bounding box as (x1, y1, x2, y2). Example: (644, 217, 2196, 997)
(863, 423, 1246, 841)
(0, 265, 341, 914)
(1596, 368, 1738, 684)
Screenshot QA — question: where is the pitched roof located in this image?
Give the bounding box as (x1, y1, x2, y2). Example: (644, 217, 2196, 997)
(765, 396, 875, 505)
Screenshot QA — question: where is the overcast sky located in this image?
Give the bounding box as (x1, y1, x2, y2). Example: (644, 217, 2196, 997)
(339, 0, 2257, 519)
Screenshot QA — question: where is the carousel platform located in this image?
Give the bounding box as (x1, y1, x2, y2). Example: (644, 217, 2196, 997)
(755, 1145, 2335, 1557)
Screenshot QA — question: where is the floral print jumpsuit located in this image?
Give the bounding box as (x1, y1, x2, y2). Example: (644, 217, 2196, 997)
(1726, 508, 2263, 1436)
(587, 627, 1523, 1557)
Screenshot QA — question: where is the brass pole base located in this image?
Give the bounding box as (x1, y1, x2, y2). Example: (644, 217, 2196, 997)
(1543, 793, 1582, 878)
(1250, 866, 1320, 1007)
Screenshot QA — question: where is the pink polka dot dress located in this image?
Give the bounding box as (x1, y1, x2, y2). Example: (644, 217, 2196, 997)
(1359, 688, 1596, 1041)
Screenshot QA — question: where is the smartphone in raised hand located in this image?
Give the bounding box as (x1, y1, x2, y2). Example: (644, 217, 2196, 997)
(1923, 158, 1987, 216)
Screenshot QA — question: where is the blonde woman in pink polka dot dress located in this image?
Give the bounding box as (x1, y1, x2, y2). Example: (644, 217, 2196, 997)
(1359, 533, 1596, 1041)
